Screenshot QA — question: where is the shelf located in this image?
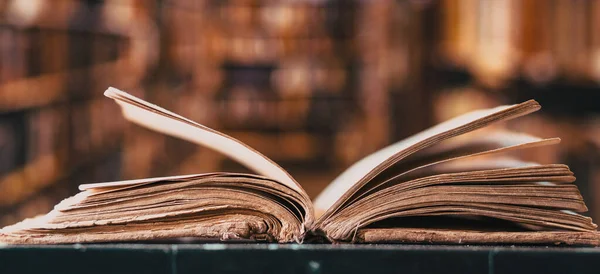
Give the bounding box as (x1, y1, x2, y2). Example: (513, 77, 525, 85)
(0, 59, 144, 113)
(0, 152, 63, 207)
(0, 135, 123, 208)
(1, 243, 600, 274)
(0, 0, 148, 38)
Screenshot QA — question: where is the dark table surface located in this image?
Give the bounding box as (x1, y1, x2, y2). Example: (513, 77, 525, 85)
(1, 243, 600, 274)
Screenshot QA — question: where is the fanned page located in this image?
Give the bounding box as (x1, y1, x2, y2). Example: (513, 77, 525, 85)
(314, 101, 541, 219)
(98, 87, 313, 224)
(312, 101, 600, 245)
(0, 87, 312, 244)
(100, 88, 305, 196)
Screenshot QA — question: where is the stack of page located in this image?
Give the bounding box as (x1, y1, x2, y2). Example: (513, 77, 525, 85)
(1, 87, 598, 245)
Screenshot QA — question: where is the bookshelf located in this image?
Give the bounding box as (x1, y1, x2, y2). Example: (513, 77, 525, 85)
(0, 0, 155, 225)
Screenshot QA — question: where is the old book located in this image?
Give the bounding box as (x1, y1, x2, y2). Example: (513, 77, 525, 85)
(1, 87, 598, 245)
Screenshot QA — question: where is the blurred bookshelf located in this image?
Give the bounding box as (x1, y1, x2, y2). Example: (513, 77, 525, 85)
(0, 0, 154, 225)
(1, 0, 600, 229)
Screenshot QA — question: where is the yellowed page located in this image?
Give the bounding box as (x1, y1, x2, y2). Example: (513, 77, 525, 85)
(314, 100, 540, 219)
(80, 173, 213, 191)
(85, 87, 305, 196)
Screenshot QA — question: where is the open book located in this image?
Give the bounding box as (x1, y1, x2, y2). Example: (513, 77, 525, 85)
(1, 87, 599, 245)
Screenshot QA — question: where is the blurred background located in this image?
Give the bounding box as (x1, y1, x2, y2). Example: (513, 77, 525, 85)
(1, 0, 600, 227)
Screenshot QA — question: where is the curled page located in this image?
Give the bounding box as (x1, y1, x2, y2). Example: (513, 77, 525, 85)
(314, 100, 541, 219)
(82, 87, 306, 196)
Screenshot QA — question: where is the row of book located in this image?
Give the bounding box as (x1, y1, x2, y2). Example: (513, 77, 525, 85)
(161, 0, 419, 165)
(439, 0, 600, 86)
(0, 0, 153, 225)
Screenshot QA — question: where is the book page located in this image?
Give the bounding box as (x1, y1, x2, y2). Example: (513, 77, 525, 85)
(80, 173, 214, 191)
(84, 87, 306, 196)
(314, 100, 541, 220)
(340, 133, 561, 207)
